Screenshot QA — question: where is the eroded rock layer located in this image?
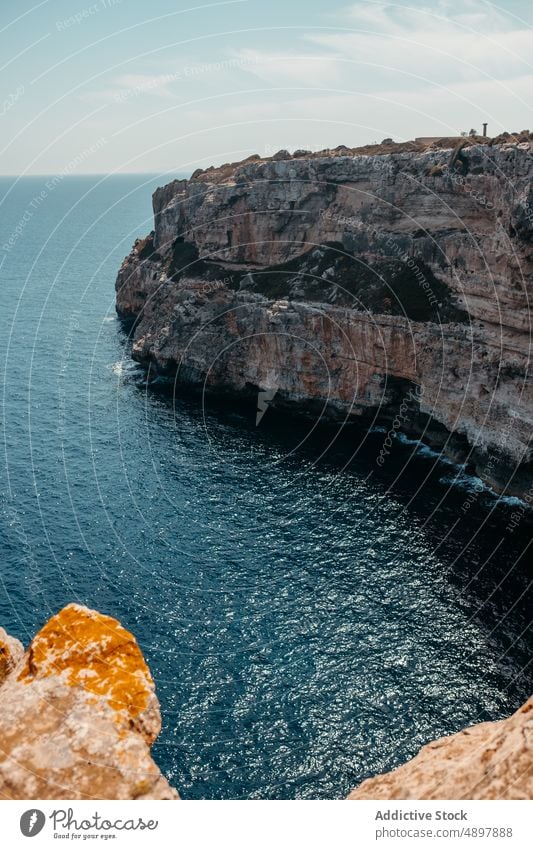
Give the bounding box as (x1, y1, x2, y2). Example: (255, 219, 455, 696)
(0, 604, 178, 800)
(348, 695, 533, 800)
(116, 140, 533, 496)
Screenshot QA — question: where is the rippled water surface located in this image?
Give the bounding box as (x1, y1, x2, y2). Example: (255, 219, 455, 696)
(1, 176, 531, 798)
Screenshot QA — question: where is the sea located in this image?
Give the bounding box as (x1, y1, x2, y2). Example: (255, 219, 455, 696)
(0, 174, 531, 798)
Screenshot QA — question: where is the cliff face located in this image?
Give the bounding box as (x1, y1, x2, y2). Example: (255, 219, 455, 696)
(116, 139, 533, 496)
(0, 604, 178, 800)
(348, 695, 533, 800)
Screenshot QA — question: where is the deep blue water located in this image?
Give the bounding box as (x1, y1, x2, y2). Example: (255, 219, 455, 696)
(0, 176, 531, 799)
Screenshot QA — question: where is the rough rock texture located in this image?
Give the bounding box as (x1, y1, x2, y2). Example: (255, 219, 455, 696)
(116, 139, 533, 496)
(348, 695, 533, 799)
(0, 626, 23, 685)
(0, 604, 178, 800)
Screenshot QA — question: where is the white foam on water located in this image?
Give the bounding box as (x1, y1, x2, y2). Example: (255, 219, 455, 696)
(439, 470, 531, 508)
(108, 360, 140, 377)
(372, 427, 531, 505)
(380, 429, 464, 468)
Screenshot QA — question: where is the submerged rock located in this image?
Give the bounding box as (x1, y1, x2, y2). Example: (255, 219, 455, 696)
(348, 696, 533, 799)
(0, 604, 178, 799)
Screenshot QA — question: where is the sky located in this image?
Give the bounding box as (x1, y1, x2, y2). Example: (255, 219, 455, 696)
(2, 0, 533, 176)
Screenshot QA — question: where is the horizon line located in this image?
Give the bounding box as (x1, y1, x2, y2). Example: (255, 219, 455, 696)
(0, 171, 191, 178)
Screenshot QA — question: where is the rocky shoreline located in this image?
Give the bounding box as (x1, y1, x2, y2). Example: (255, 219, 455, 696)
(349, 696, 533, 800)
(116, 137, 533, 499)
(1, 607, 531, 799)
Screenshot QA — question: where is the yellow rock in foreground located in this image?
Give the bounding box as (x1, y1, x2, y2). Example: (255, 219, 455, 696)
(0, 603, 178, 800)
(348, 697, 533, 800)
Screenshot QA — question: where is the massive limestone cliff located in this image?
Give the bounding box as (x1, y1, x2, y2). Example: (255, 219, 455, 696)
(0, 604, 178, 799)
(348, 694, 533, 800)
(116, 136, 533, 497)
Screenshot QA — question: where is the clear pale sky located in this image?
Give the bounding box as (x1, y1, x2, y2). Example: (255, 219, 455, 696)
(2, 0, 533, 175)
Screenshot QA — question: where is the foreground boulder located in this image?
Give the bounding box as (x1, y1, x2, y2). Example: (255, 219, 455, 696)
(0, 604, 178, 799)
(348, 696, 533, 799)
(117, 140, 533, 498)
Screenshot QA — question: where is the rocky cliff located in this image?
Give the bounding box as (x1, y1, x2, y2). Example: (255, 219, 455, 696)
(1, 607, 531, 799)
(116, 136, 533, 497)
(0, 604, 178, 799)
(348, 695, 533, 800)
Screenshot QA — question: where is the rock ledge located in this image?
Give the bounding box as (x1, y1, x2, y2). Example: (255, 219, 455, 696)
(348, 696, 533, 800)
(0, 604, 178, 800)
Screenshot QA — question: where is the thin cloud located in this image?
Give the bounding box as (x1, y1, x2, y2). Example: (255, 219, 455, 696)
(309, 1, 533, 85)
(230, 48, 343, 86)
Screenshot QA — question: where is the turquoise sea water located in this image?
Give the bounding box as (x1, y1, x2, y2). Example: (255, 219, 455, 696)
(0, 175, 531, 798)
